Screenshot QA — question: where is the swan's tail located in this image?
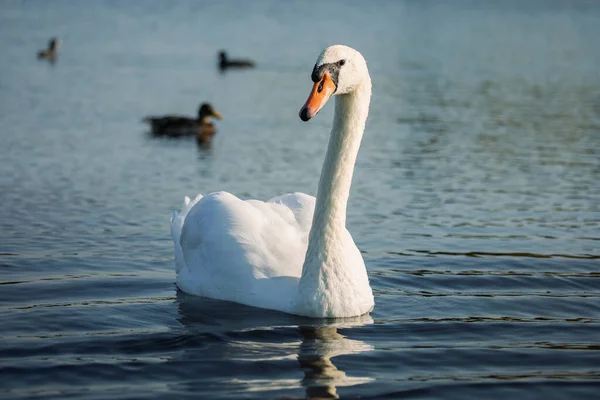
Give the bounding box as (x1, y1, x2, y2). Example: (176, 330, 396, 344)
(170, 194, 203, 274)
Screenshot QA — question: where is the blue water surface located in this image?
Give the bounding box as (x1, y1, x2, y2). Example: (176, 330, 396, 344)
(1, 1, 599, 399)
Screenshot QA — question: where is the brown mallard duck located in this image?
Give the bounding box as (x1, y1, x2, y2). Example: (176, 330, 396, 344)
(218, 51, 255, 71)
(144, 103, 222, 143)
(38, 38, 59, 61)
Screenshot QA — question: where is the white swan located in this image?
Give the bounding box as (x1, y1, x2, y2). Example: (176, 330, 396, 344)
(170, 45, 374, 318)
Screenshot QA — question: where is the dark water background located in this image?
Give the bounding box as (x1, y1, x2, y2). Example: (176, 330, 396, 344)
(1, 0, 599, 398)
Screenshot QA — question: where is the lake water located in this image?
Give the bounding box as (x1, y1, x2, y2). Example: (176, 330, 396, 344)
(1, 0, 599, 398)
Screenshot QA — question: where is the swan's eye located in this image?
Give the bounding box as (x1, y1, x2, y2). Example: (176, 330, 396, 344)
(338, 59, 346, 67)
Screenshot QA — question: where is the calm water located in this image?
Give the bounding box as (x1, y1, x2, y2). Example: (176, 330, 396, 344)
(1, 1, 599, 398)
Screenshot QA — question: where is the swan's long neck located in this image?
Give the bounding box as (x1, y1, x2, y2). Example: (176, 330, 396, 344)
(302, 78, 371, 274)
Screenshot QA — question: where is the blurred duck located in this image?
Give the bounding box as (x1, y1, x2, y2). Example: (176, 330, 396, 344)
(38, 38, 59, 60)
(218, 50, 255, 71)
(143, 103, 222, 144)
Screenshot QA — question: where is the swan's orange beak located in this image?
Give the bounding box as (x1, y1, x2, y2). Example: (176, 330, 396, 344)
(299, 72, 336, 121)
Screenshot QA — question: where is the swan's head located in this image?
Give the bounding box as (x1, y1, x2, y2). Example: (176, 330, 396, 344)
(299, 45, 369, 121)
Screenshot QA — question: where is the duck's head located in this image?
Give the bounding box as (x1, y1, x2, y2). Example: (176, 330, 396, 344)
(49, 38, 60, 51)
(218, 51, 227, 62)
(198, 103, 222, 120)
(299, 45, 369, 121)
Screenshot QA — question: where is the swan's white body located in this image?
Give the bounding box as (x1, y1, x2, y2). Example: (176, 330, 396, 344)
(171, 45, 374, 318)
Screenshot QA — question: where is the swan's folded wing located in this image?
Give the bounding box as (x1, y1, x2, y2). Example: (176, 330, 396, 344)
(267, 192, 316, 233)
(171, 194, 203, 274)
(177, 192, 308, 304)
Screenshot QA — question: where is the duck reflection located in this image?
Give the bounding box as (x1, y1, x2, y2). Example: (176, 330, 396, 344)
(175, 292, 373, 398)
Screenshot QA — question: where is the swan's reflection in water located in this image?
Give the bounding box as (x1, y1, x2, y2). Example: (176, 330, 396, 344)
(298, 322, 374, 399)
(175, 292, 373, 398)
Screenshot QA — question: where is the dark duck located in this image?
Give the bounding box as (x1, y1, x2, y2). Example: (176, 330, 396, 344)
(218, 50, 255, 71)
(144, 103, 222, 144)
(38, 38, 59, 61)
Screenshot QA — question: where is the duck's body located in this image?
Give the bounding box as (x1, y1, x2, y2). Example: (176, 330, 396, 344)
(144, 103, 222, 142)
(172, 46, 374, 318)
(218, 51, 255, 71)
(144, 115, 216, 139)
(37, 38, 59, 61)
